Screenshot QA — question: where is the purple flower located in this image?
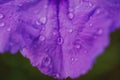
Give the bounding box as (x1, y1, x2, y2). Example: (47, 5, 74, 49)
(0, 0, 120, 79)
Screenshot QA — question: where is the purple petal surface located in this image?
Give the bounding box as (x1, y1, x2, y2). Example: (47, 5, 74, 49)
(0, 0, 120, 79)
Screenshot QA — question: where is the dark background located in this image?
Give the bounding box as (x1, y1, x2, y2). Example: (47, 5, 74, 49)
(0, 30, 120, 80)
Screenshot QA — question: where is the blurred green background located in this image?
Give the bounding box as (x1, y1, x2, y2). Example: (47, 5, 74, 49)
(0, 30, 120, 80)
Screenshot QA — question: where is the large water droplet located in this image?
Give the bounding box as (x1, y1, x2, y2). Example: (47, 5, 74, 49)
(42, 55, 51, 67)
(38, 55, 52, 75)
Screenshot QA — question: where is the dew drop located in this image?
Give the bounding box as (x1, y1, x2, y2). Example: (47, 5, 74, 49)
(40, 17, 47, 24)
(96, 9, 101, 14)
(39, 35, 45, 41)
(68, 12, 74, 19)
(97, 28, 103, 35)
(0, 13, 4, 19)
(84, 50, 88, 53)
(88, 2, 93, 7)
(38, 55, 52, 74)
(44, 5, 48, 9)
(68, 28, 73, 33)
(35, 20, 41, 25)
(53, 31, 57, 35)
(71, 57, 75, 61)
(75, 44, 81, 49)
(54, 73, 60, 78)
(89, 23, 93, 27)
(57, 37, 64, 45)
(0, 22, 5, 27)
(73, 40, 81, 49)
(7, 28, 11, 31)
(52, 30, 58, 36)
(71, 57, 78, 62)
(42, 55, 51, 67)
(68, 8, 74, 12)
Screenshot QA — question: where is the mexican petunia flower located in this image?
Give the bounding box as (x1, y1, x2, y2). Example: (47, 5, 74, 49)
(0, 0, 120, 79)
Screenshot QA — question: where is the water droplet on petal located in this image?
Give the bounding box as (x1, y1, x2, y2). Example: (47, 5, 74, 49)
(71, 57, 78, 62)
(57, 37, 64, 45)
(97, 28, 103, 35)
(68, 12, 74, 19)
(7, 28, 11, 31)
(44, 5, 48, 9)
(40, 17, 47, 24)
(68, 28, 73, 33)
(52, 30, 58, 36)
(96, 9, 101, 14)
(38, 55, 52, 74)
(89, 23, 93, 27)
(71, 57, 75, 61)
(54, 73, 60, 78)
(36, 20, 41, 25)
(73, 40, 81, 49)
(0, 13, 4, 19)
(75, 44, 81, 49)
(0, 22, 5, 27)
(68, 8, 74, 12)
(39, 35, 45, 41)
(84, 50, 88, 53)
(88, 2, 93, 7)
(42, 55, 51, 67)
